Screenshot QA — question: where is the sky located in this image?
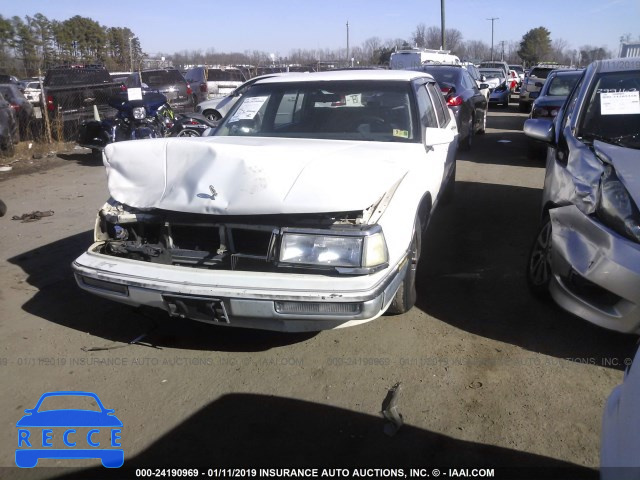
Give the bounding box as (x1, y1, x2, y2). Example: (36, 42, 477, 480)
(2, 0, 638, 58)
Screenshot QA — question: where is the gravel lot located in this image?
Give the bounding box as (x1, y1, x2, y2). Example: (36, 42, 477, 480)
(1, 102, 637, 479)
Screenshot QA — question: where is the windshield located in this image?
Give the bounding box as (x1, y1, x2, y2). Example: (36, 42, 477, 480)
(45, 68, 111, 86)
(529, 68, 554, 79)
(208, 69, 243, 82)
(141, 70, 185, 86)
(580, 70, 640, 149)
(546, 73, 581, 96)
(214, 80, 417, 143)
(422, 69, 460, 88)
(479, 70, 503, 79)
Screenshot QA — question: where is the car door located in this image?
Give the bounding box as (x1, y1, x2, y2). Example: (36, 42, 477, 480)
(415, 79, 456, 201)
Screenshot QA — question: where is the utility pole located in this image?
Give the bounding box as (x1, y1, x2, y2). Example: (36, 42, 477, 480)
(500, 40, 505, 61)
(440, 0, 445, 50)
(346, 21, 349, 67)
(487, 17, 499, 61)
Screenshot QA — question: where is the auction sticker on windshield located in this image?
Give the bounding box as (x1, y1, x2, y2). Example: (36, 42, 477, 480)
(229, 95, 268, 121)
(15, 391, 123, 468)
(600, 91, 640, 115)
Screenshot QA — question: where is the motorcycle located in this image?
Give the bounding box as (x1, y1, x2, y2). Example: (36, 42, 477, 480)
(77, 90, 217, 152)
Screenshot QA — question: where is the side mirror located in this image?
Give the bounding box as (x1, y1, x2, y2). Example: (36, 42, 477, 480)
(524, 118, 555, 144)
(480, 75, 486, 82)
(424, 126, 455, 149)
(479, 83, 490, 90)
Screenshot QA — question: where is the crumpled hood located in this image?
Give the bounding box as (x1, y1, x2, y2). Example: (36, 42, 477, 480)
(103, 137, 413, 215)
(595, 141, 640, 207)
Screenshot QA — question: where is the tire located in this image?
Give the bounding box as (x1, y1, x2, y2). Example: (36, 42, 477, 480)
(203, 110, 221, 122)
(90, 148, 103, 160)
(459, 115, 473, 151)
(477, 110, 486, 135)
(518, 101, 530, 113)
(387, 217, 422, 315)
(176, 129, 200, 137)
(526, 216, 553, 298)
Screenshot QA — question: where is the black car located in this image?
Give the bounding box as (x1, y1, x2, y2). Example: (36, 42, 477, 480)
(125, 69, 194, 113)
(415, 64, 488, 150)
(0, 84, 33, 138)
(0, 91, 19, 152)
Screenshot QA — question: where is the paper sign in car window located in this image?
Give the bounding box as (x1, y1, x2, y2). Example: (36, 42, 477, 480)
(229, 96, 269, 122)
(127, 88, 142, 101)
(345, 94, 362, 107)
(600, 91, 640, 115)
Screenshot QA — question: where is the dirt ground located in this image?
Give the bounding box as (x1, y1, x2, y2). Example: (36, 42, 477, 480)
(0, 103, 637, 479)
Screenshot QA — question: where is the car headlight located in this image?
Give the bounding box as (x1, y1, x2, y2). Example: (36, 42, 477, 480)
(279, 229, 388, 270)
(596, 165, 640, 243)
(132, 107, 146, 120)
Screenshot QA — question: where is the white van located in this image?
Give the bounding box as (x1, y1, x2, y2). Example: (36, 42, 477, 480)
(390, 48, 460, 70)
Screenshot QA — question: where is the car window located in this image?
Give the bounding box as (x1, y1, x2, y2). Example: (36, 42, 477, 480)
(530, 68, 554, 79)
(216, 80, 416, 142)
(274, 90, 305, 126)
(579, 70, 640, 148)
(547, 74, 581, 96)
(415, 84, 438, 129)
(425, 82, 448, 127)
(424, 69, 459, 90)
(208, 69, 243, 82)
(141, 70, 185, 86)
(462, 71, 475, 90)
(45, 68, 111, 86)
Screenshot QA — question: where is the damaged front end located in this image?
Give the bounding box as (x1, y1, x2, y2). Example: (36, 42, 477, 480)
(547, 143, 640, 334)
(73, 198, 407, 332)
(94, 199, 389, 275)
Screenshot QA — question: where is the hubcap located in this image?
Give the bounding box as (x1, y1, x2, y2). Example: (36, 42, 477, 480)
(529, 221, 552, 286)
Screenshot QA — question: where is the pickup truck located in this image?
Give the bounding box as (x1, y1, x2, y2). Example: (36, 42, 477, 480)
(43, 65, 121, 126)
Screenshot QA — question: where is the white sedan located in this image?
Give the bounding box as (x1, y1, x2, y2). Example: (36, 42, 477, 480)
(73, 70, 458, 331)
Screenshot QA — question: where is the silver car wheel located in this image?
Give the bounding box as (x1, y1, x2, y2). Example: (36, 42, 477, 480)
(527, 217, 553, 295)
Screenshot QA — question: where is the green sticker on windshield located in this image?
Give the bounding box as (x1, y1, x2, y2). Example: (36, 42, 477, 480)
(393, 129, 409, 138)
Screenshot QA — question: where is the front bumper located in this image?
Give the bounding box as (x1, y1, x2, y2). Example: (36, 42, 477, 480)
(72, 244, 408, 332)
(489, 91, 509, 104)
(549, 205, 640, 334)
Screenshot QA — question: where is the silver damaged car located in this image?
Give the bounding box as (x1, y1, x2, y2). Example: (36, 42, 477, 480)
(524, 57, 640, 334)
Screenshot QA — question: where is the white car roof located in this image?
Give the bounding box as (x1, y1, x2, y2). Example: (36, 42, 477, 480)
(255, 69, 433, 84)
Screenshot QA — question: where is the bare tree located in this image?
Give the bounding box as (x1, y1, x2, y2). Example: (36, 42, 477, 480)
(550, 38, 570, 64)
(362, 36, 382, 63)
(412, 23, 427, 48)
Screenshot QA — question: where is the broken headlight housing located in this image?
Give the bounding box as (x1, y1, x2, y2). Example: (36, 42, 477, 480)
(596, 165, 640, 243)
(132, 107, 146, 120)
(278, 226, 388, 272)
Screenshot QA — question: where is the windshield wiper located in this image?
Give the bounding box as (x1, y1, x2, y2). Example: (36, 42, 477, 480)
(582, 132, 640, 149)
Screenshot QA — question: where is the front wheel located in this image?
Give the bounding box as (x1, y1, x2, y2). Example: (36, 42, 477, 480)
(477, 110, 486, 134)
(387, 217, 422, 315)
(526, 216, 553, 297)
